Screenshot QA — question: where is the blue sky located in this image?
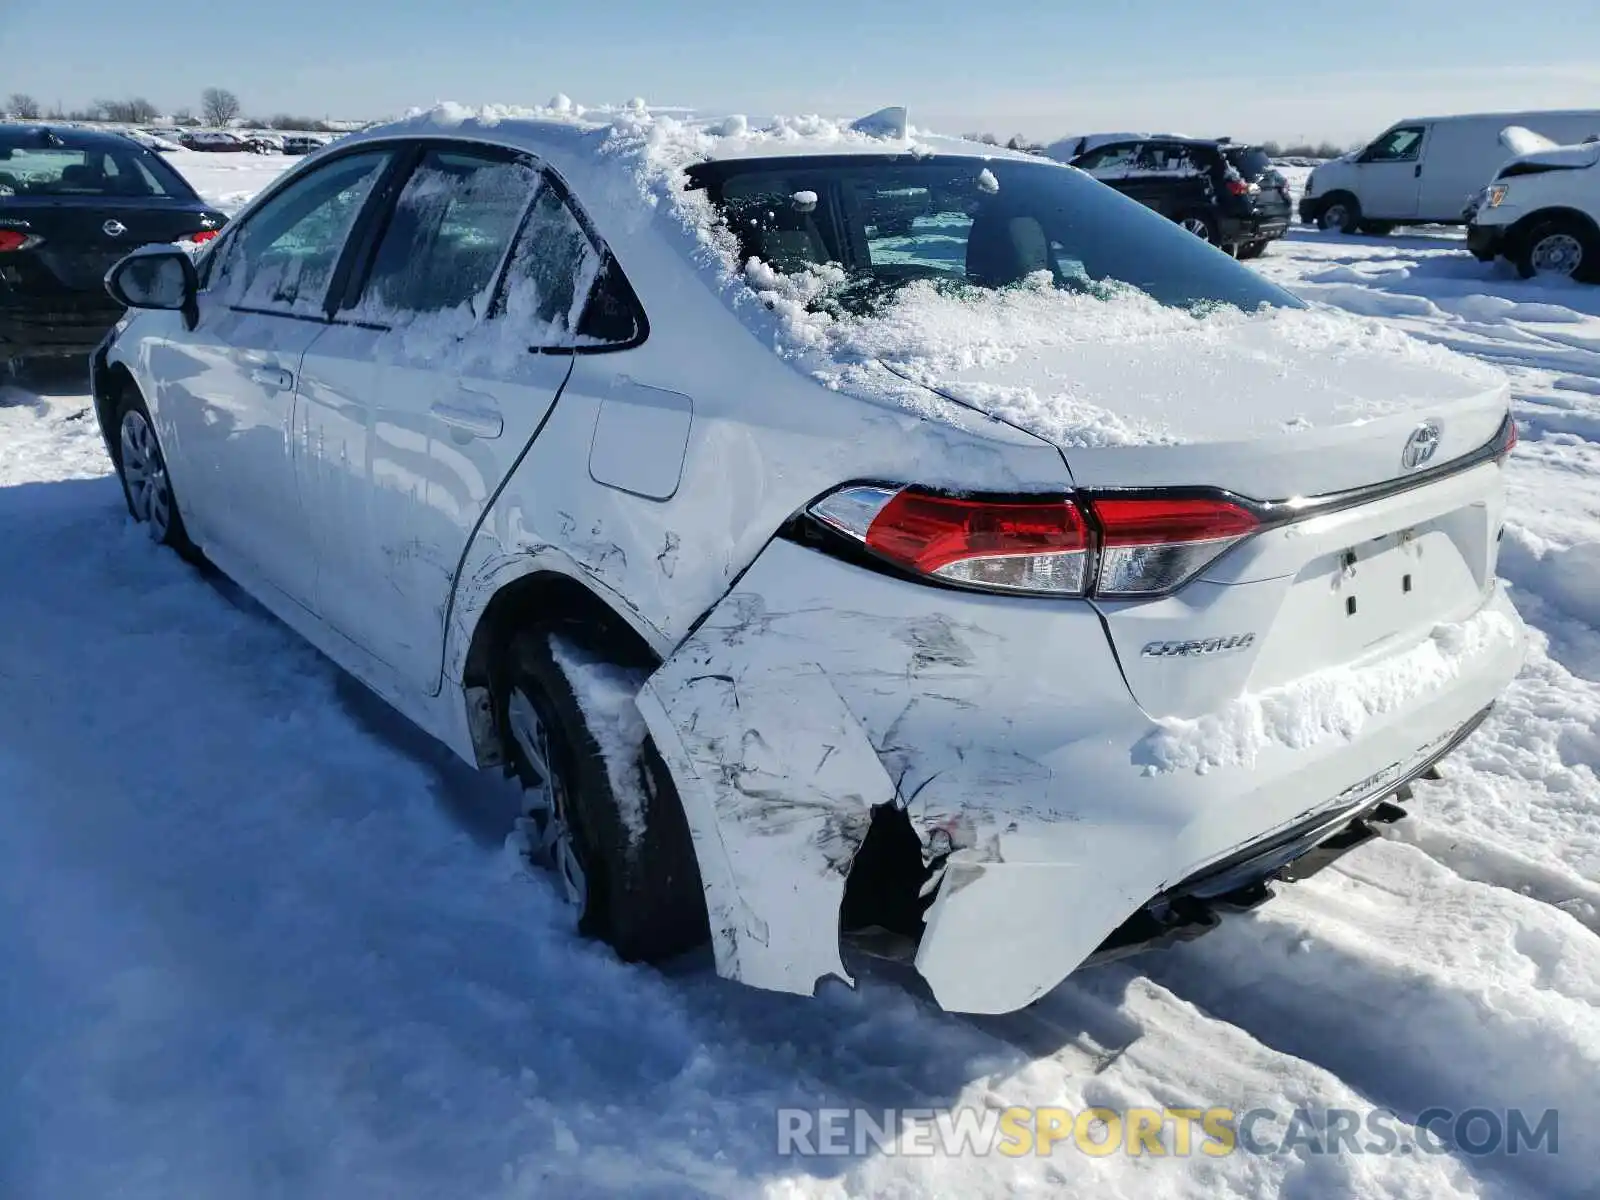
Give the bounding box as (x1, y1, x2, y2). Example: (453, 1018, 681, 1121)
(4, 0, 1597, 144)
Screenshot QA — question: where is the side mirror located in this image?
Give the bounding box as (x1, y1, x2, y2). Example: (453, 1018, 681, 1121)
(105, 245, 199, 330)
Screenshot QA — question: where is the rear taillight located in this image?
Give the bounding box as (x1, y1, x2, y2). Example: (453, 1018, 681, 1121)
(1225, 177, 1255, 196)
(806, 486, 1259, 599)
(1090, 496, 1259, 596)
(813, 486, 1090, 595)
(0, 229, 41, 252)
(182, 229, 220, 245)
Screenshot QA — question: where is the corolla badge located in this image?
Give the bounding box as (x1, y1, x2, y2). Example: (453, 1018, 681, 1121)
(102, 219, 127, 238)
(1141, 633, 1256, 659)
(1402, 421, 1442, 471)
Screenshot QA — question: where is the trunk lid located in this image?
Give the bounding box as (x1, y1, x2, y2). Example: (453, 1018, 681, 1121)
(0, 197, 223, 295)
(903, 316, 1509, 499)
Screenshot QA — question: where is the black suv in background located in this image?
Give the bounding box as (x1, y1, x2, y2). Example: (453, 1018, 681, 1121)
(1069, 138, 1292, 259)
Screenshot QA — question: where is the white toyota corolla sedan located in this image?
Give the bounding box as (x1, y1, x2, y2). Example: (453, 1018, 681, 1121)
(91, 102, 1526, 1014)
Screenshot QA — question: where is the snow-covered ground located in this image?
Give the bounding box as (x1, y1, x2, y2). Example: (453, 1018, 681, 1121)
(3, 155, 1599, 1200)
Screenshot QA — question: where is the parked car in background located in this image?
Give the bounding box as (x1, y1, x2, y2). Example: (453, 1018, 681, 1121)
(180, 130, 249, 153)
(1466, 130, 1600, 281)
(1070, 137, 1292, 257)
(241, 134, 281, 155)
(1301, 110, 1600, 234)
(91, 107, 1525, 1016)
(0, 125, 226, 365)
(279, 134, 326, 156)
(127, 129, 184, 154)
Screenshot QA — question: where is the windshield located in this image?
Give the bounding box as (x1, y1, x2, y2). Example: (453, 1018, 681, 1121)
(692, 155, 1298, 314)
(0, 140, 196, 200)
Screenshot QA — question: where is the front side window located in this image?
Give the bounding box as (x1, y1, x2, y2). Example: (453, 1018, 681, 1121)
(213, 149, 392, 314)
(693, 156, 1299, 314)
(1366, 126, 1425, 163)
(1072, 143, 1139, 176)
(355, 149, 539, 319)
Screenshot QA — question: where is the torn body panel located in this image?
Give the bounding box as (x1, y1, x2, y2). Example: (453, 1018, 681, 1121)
(638, 538, 1527, 1014)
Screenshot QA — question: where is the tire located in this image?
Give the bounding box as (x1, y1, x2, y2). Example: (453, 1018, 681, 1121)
(1235, 240, 1268, 261)
(499, 625, 707, 962)
(1178, 212, 1220, 244)
(112, 385, 202, 561)
(1514, 217, 1598, 282)
(1357, 221, 1395, 236)
(1316, 193, 1362, 234)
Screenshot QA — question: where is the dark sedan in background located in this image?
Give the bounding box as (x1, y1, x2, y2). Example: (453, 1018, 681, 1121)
(0, 125, 227, 366)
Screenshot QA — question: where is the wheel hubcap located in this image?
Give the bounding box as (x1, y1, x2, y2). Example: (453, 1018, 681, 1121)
(1530, 233, 1583, 276)
(1325, 204, 1350, 229)
(118, 410, 172, 542)
(1181, 218, 1211, 241)
(508, 688, 588, 911)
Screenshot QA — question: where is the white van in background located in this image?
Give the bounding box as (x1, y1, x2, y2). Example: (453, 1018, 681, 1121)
(1300, 110, 1600, 233)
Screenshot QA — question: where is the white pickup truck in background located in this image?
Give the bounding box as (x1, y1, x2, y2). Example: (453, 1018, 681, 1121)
(1465, 126, 1600, 282)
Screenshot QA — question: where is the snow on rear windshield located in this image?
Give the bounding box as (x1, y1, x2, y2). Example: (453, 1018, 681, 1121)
(688, 156, 1295, 315)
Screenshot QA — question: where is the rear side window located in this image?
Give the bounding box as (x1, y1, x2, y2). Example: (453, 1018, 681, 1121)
(1135, 143, 1209, 177)
(500, 182, 643, 347)
(356, 148, 538, 317)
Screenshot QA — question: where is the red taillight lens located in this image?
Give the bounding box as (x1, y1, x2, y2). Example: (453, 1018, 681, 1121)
(811, 486, 1091, 595)
(1225, 177, 1253, 196)
(0, 229, 40, 252)
(184, 229, 219, 245)
(1089, 496, 1259, 596)
(807, 487, 1259, 599)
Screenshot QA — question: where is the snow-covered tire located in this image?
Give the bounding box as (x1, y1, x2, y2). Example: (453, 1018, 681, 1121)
(112, 385, 201, 562)
(1317, 193, 1362, 234)
(499, 625, 707, 962)
(1514, 217, 1598, 282)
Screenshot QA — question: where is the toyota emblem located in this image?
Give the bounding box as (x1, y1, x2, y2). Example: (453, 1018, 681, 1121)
(102, 219, 127, 238)
(1402, 421, 1442, 471)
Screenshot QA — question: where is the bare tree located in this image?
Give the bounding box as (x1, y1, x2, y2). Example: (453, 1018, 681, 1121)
(97, 97, 160, 123)
(6, 93, 41, 119)
(201, 87, 241, 127)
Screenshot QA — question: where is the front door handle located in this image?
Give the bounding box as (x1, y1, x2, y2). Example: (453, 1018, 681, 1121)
(249, 366, 294, 391)
(430, 401, 503, 439)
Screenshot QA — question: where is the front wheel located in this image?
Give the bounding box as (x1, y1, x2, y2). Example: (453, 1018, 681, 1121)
(114, 388, 201, 561)
(500, 626, 707, 962)
(1515, 218, 1597, 282)
(1316, 194, 1362, 234)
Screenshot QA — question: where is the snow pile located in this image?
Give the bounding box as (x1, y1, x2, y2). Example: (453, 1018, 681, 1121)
(1538, 541, 1600, 628)
(1138, 600, 1525, 775)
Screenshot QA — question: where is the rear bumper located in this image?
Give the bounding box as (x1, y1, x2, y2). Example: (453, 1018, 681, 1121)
(638, 537, 1528, 1014)
(1220, 211, 1291, 243)
(0, 301, 123, 359)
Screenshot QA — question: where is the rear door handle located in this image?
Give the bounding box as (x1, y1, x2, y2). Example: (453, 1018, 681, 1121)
(430, 401, 503, 439)
(249, 366, 294, 391)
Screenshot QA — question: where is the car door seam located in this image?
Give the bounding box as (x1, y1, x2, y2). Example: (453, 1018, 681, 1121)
(428, 351, 577, 697)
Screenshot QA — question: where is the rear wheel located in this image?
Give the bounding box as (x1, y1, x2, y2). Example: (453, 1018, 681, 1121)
(1179, 213, 1219, 244)
(1515, 217, 1597, 282)
(499, 625, 707, 962)
(1317, 193, 1362, 234)
(113, 387, 201, 561)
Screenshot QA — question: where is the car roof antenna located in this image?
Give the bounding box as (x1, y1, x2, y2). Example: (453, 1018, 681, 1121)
(850, 106, 908, 139)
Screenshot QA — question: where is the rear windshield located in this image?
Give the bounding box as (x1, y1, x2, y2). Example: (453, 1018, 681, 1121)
(1223, 146, 1274, 181)
(693, 155, 1297, 314)
(0, 141, 196, 200)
